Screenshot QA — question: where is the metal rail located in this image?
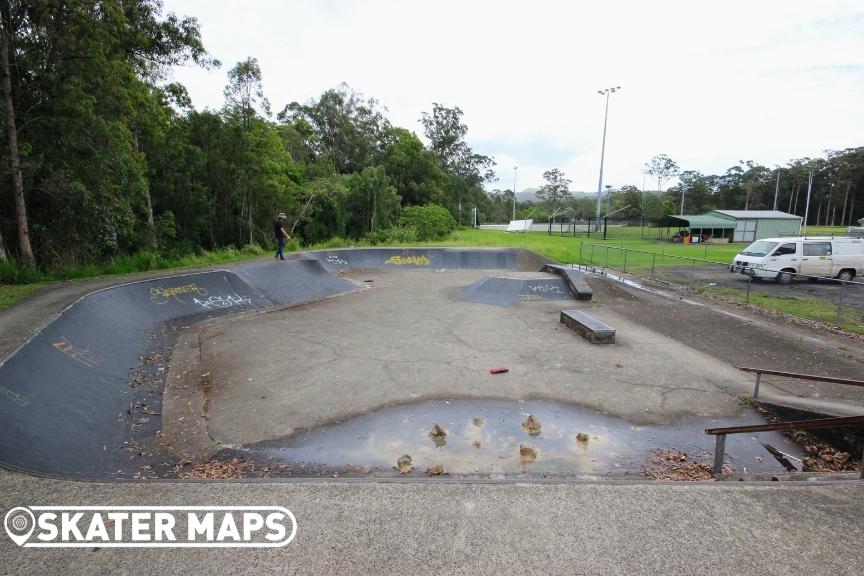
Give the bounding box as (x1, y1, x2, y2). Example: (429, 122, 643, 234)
(738, 366, 864, 399)
(706, 415, 864, 477)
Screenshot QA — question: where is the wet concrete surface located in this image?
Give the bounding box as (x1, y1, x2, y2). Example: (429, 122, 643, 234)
(188, 269, 753, 449)
(233, 399, 804, 478)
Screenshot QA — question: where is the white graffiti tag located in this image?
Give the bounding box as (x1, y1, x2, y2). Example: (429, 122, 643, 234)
(193, 293, 253, 310)
(326, 255, 348, 265)
(527, 283, 564, 294)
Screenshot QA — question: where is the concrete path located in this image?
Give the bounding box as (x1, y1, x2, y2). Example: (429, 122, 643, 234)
(1, 470, 862, 575)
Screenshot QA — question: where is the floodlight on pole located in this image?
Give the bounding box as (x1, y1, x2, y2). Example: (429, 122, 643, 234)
(595, 86, 620, 230)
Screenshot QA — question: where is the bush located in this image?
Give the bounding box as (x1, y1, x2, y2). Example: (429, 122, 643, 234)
(0, 260, 52, 284)
(398, 204, 456, 241)
(364, 225, 419, 246)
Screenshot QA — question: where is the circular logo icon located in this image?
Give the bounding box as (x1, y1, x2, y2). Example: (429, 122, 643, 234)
(4, 507, 35, 546)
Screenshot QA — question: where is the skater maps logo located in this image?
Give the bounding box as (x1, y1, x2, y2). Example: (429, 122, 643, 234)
(4, 506, 296, 548)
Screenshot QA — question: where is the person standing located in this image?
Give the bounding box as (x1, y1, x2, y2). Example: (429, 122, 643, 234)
(274, 212, 291, 260)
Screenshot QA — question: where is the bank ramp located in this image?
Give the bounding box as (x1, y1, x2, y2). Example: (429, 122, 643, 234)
(0, 248, 521, 478)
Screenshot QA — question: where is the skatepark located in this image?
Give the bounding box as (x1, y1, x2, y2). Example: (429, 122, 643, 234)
(2, 247, 864, 574)
(2, 247, 860, 479)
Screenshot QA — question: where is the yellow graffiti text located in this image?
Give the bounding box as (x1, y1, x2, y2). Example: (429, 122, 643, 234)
(150, 283, 208, 304)
(385, 255, 431, 266)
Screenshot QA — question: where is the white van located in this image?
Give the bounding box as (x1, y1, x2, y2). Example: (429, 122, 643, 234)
(729, 236, 864, 283)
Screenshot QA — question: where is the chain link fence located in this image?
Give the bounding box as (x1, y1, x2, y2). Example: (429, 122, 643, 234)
(578, 243, 864, 334)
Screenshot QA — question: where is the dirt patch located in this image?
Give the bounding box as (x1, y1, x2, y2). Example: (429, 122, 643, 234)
(515, 248, 556, 272)
(175, 457, 258, 479)
(641, 449, 732, 480)
(584, 275, 640, 303)
(594, 275, 864, 406)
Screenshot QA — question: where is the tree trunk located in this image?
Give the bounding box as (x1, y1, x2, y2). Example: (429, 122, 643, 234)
(0, 3, 35, 266)
(0, 227, 8, 262)
(841, 181, 850, 226)
(132, 130, 154, 228)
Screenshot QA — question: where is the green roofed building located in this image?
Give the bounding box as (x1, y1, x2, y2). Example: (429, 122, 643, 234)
(669, 210, 802, 243)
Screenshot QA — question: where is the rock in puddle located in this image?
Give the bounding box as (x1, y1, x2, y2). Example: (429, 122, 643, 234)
(522, 415, 542, 436)
(429, 424, 448, 447)
(520, 443, 538, 463)
(395, 454, 413, 474)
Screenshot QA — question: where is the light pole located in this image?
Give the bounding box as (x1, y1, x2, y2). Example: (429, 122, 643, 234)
(595, 86, 620, 230)
(512, 165, 518, 221)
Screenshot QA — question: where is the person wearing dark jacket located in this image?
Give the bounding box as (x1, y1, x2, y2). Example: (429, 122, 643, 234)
(274, 213, 291, 260)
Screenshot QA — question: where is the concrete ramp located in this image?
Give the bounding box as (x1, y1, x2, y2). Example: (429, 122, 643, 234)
(459, 276, 574, 307)
(0, 248, 540, 478)
(0, 259, 357, 477)
(304, 247, 519, 271)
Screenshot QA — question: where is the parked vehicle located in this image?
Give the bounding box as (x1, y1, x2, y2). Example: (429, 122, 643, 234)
(729, 236, 864, 283)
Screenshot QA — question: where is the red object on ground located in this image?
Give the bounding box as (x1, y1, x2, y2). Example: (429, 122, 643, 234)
(489, 367, 509, 374)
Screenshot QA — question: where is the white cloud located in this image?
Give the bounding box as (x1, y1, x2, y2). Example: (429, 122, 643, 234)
(163, 0, 864, 191)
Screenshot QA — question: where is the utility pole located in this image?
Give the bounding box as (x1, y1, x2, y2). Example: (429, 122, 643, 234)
(594, 86, 620, 230)
(803, 169, 814, 232)
(773, 169, 780, 211)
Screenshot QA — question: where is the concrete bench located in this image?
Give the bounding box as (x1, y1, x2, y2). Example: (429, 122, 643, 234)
(542, 265, 593, 301)
(560, 309, 615, 344)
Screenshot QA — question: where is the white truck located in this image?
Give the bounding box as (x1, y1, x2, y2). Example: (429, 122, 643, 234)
(729, 236, 864, 283)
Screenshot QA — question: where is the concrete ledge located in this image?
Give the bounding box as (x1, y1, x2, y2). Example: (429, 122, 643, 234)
(561, 309, 616, 344)
(543, 264, 594, 300)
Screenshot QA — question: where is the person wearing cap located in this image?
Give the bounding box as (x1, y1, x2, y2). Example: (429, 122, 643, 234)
(274, 213, 292, 260)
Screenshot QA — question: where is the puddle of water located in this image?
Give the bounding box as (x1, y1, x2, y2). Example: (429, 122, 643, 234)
(237, 399, 805, 478)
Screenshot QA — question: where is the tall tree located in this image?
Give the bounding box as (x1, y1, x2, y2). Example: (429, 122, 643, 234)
(278, 83, 391, 174)
(644, 154, 680, 193)
(536, 168, 572, 215)
(419, 103, 495, 186)
(0, 0, 34, 265)
(223, 57, 270, 245)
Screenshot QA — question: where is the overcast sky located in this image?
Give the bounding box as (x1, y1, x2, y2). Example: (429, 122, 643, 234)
(162, 0, 864, 193)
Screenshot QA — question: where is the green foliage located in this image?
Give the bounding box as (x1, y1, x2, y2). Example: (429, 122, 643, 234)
(365, 225, 419, 245)
(536, 168, 572, 213)
(398, 204, 457, 240)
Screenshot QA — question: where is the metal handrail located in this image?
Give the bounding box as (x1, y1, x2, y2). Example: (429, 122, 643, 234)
(705, 415, 864, 477)
(738, 366, 864, 398)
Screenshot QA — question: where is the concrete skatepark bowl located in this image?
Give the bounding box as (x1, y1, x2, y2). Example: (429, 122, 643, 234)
(0, 248, 801, 479)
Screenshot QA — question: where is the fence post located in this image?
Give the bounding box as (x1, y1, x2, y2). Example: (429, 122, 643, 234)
(590, 244, 594, 264)
(623, 249, 628, 273)
(836, 280, 845, 326)
(745, 274, 752, 304)
(651, 253, 656, 279)
(753, 372, 761, 398)
(860, 445, 864, 480)
(704, 243, 708, 259)
(713, 434, 726, 475)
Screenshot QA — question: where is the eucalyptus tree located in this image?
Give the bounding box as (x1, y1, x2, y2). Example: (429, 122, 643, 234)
(643, 154, 680, 193)
(536, 168, 572, 216)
